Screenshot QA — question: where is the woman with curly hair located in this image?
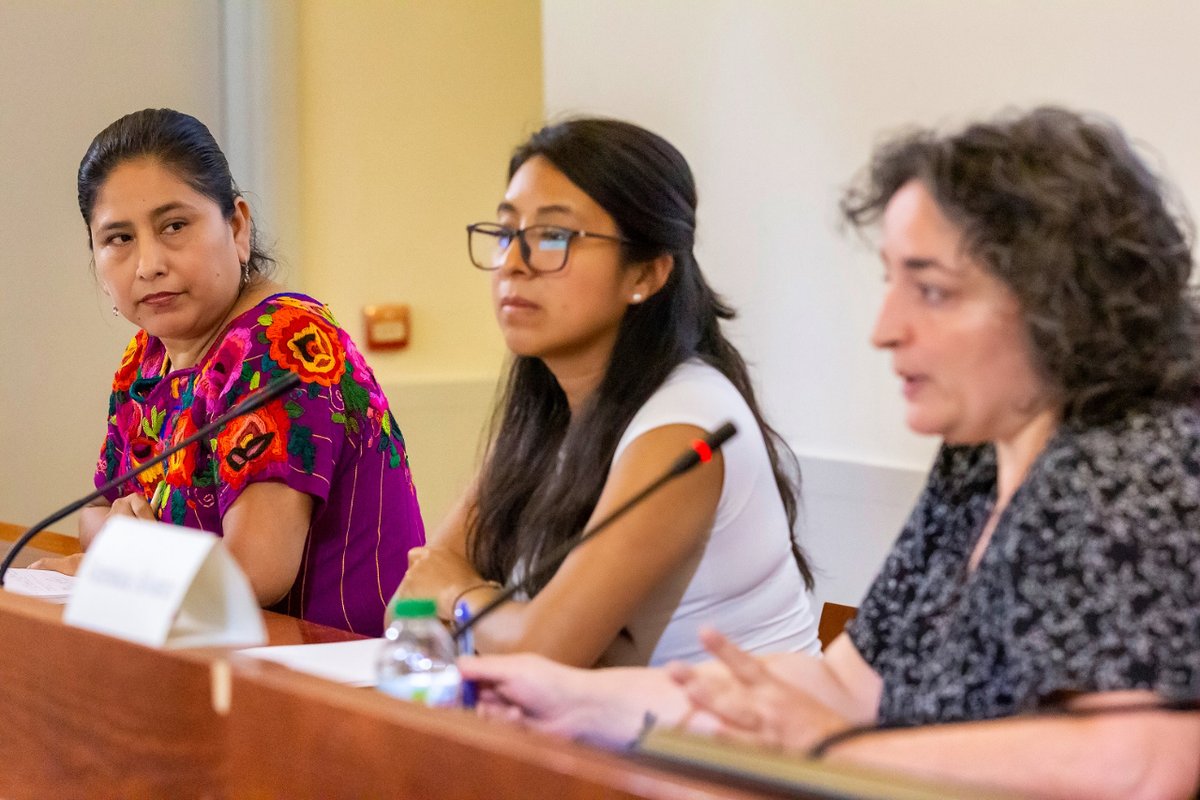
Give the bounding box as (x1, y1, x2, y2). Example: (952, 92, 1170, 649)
(461, 107, 1200, 798)
(33, 109, 425, 636)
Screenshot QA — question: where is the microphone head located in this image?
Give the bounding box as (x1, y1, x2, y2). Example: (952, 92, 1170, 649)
(705, 422, 737, 450)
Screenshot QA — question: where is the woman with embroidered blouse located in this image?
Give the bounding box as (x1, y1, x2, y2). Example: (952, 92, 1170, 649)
(458, 108, 1200, 798)
(33, 108, 425, 637)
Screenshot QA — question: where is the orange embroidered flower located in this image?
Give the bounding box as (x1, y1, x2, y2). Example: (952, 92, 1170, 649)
(112, 331, 148, 393)
(215, 399, 291, 490)
(266, 307, 346, 387)
(164, 409, 199, 487)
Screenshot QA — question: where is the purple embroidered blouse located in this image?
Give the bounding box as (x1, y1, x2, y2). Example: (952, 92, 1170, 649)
(95, 293, 425, 635)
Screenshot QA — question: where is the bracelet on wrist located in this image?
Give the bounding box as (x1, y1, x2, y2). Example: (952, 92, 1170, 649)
(450, 580, 502, 616)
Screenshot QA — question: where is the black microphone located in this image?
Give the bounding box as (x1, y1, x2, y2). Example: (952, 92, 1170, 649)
(453, 422, 738, 642)
(0, 372, 303, 586)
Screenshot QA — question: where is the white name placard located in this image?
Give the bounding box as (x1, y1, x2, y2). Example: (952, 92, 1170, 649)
(63, 517, 266, 649)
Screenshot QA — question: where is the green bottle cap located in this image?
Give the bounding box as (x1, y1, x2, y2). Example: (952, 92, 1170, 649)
(389, 597, 438, 618)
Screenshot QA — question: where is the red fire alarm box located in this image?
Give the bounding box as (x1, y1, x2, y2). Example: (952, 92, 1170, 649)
(363, 304, 410, 350)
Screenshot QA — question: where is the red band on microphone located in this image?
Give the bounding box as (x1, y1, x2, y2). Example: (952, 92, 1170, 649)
(692, 439, 713, 463)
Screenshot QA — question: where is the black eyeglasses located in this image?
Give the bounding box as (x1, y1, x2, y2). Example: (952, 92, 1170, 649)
(466, 222, 632, 273)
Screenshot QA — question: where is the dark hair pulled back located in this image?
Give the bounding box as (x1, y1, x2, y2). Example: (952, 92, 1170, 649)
(77, 107, 273, 276)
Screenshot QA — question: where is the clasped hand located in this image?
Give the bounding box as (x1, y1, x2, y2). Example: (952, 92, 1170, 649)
(666, 628, 849, 755)
(395, 546, 485, 620)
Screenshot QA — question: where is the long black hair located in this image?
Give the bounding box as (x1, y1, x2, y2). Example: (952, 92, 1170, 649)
(77, 107, 273, 276)
(468, 118, 813, 595)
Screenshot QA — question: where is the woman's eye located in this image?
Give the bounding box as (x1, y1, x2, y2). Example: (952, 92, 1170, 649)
(106, 233, 132, 246)
(535, 228, 571, 250)
(918, 284, 948, 304)
(164, 220, 186, 234)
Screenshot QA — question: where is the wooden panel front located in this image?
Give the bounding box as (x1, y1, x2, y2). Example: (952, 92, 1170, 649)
(0, 591, 224, 799)
(227, 659, 782, 800)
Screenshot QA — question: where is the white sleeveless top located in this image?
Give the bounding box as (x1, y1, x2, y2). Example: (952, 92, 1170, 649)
(597, 360, 820, 667)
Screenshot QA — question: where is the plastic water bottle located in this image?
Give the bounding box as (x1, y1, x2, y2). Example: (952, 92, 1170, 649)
(376, 597, 462, 707)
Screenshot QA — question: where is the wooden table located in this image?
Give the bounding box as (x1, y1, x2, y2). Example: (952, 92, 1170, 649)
(0, 534, 1001, 799)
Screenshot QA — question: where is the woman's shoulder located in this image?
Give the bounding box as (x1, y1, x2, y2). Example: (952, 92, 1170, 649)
(1026, 402, 1200, 528)
(216, 292, 358, 389)
(236, 292, 342, 333)
(1049, 401, 1200, 477)
(614, 359, 755, 460)
(653, 358, 744, 402)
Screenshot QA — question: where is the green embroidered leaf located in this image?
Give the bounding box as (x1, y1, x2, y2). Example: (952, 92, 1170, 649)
(257, 314, 273, 326)
(249, 371, 261, 391)
(240, 361, 256, 382)
(288, 425, 316, 473)
(192, 464, 215, 487)
(257, 331, 269, 345)
(346, 416, 360, 435)
(330, 412, 346, 425)
(340, 373, 370, 414)
(104, 438, 120, 477)
(308, 382, 320, 400)
(150, 480, 168, 510)
(170, 490, 187, 525)
(147, 407, 165, 437)
(141, 418, 154, 438)
(179, 378, 195, 408)
(285, 400, 304, 419)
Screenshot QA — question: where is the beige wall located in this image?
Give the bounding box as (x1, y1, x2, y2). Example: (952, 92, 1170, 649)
(292, 1, 544, 525)
(294, 1, 542, 382)
(0, 1, 224, 531)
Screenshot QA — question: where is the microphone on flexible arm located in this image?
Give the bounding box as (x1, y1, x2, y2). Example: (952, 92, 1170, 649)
(452, 421, 738, 643)
(0, 372, 303, 587)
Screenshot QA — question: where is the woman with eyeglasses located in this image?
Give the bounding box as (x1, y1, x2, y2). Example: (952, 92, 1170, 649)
(391, 119, 820, 667)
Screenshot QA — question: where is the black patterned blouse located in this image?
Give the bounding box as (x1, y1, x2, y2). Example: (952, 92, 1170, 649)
(849, 403, 1200, 725)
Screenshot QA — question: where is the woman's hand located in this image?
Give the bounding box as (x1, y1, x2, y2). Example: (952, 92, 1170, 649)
(80, 493, 154, 549)
(28, 552, 85, 576)
(668, 628, 849, 754)
(460, 653, 669, 749)
(108, 493, 158, 522)
(395, 546, 486, 620)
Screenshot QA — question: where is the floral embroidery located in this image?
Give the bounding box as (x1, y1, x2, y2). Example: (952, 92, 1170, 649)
(98, 293, 407, 525)
(112, 331, 146, 393)
(216, 400, 292, 491)
(266, 305, 346, 387)
(195, 327, 252, 407)
(164, 408, 199, 487)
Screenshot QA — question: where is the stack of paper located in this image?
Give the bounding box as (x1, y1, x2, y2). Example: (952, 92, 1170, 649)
(3, 568, 76, 603)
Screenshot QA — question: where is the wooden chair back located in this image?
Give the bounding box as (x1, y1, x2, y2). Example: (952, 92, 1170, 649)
(818, 601, 858, 650)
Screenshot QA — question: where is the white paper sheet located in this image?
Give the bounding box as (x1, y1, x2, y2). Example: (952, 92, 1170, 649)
(3, 568, 76, 602)
(239, 638, 385, 687)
